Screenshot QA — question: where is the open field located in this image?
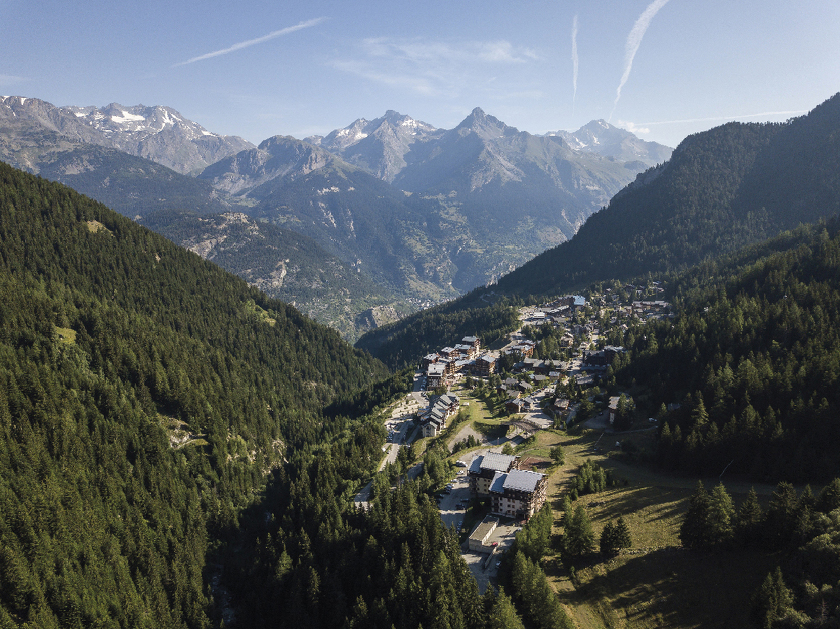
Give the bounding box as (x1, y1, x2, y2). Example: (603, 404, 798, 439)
(540, 427, 791, 629)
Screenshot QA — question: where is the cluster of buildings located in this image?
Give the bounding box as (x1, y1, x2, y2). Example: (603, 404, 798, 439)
(421, 336, 497, 389)
(466, 452, 547, 520)
(417, 394, 460, 438)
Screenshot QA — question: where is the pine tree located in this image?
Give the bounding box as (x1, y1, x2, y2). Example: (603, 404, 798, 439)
(751, 567, 793, 629)
(680, 480, 712, 550)
(486, 587, 526, 629)
(707, 483, 735, 546)
(614, 515, 632, 550)
(817, 478, 840, 513)
(564, 504, 594, 559)
(599, 521, 617, 556)
(735, 487, 763, 546)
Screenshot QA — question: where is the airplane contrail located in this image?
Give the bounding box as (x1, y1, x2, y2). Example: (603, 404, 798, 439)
(571, 14, 579, 113)
(610, 0, 670, 121)
(174, 18, 327, 67)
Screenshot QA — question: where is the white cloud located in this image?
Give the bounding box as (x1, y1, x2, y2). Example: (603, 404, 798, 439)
(173, 18, 327, 67)
(332, 37, 538, 96)
(616, 120, 651, 134)
(611, 0, 670, 120)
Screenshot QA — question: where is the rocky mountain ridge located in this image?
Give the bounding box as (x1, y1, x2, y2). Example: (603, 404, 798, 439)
(0, 96, 253, 174)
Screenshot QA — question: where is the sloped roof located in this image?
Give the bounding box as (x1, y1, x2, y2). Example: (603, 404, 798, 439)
(480, 452, 516, 472)
(503, 469, 544, 493)
(489, 471, 507, 494)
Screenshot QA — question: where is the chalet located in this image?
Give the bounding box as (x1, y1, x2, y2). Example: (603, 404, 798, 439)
(505, 398, 527, 415)
(461, 336, 481, 353)
(489, 469, 547, 519)
(421, 353, 440, 369)
(506, 340, 536, 358)
(454, 343, 477, 359)
(439, 346, 459, 359)
(419, 394, 460, 438)
(553, 398, 570, 415)
(468, 453, 518, 496)
(516, 381, 533, 394)
(608, 396, 620, 424)
(442, 359, 457, 376)
(522, 357, 541, 371)
(474, 354, 496, 376)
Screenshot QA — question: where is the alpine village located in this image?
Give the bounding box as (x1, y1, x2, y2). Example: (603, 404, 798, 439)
(4, 88, 840, 629)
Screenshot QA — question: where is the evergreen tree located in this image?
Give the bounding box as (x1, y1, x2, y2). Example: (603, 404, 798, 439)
(817, 478, 840, 513)
(736, 487, 764, 546)
(680, 481, 713, 550)
(486, 588, 526, 629)
(707, 483, 736, 546)
(764, 482, 799, 548)
(564, 504, 595, 559)
(751, 567, 793, 629)
(614, 516, 632, 550)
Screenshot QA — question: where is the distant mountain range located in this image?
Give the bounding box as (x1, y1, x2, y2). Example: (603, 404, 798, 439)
(199, 110, 671, 299)
(544, 119, 673, 166)
(0, 96, 253, 174)
(0, 94, 672, 339)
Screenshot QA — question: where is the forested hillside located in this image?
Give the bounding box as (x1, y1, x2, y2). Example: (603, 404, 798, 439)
(615, 219, 840, 481)
(494, 92, 840, 298)
(355, 292, 521, 369)
(0, 162, 394, 627)
(140, 209, 412, 341)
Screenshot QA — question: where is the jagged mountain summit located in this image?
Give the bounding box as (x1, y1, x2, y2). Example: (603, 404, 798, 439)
(199, 135, 336, 197)
(0, 96, 253, 174)
(196, 108, 668, 301)
(544, 119, 672, 166)
(304, 110, 441, 181)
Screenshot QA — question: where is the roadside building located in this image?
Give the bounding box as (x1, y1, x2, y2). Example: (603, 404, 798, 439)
(468, 516, 499, 552)
(418, 394, 460, 438)
(426, 363, 445, 389)
(474, 354, 497, 376)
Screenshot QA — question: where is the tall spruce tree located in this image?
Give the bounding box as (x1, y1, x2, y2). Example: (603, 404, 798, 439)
(680, 481, 713, 550)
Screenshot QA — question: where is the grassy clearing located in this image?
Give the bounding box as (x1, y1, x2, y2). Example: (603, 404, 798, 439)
(244, 300, 276, 326)
(538, 427, 787, 629)
(54, 326, 76, 344)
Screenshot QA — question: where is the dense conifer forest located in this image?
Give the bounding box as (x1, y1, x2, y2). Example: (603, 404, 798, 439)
(614, 219, 840, 481)
(0, 163, 538, 628)
(0, 162, 396, 627)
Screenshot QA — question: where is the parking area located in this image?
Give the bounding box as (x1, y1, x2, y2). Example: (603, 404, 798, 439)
(436, 469, 471, 531)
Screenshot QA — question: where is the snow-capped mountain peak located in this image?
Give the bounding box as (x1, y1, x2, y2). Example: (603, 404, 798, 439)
(0, 96, 254, 174)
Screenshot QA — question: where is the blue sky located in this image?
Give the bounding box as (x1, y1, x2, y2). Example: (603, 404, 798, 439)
(2, 0, 839, 148)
